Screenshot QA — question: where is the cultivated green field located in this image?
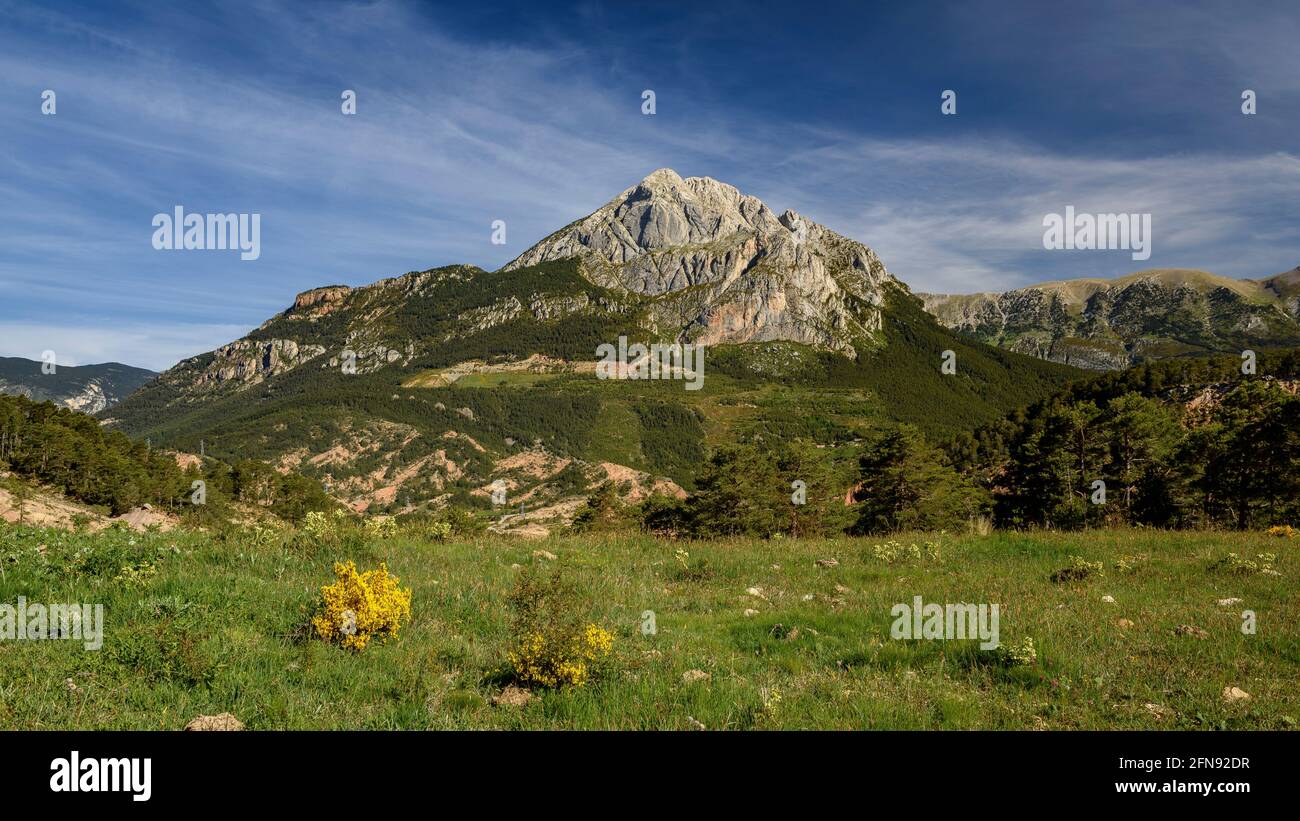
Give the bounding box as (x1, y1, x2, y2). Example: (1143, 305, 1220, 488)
(0, 524, 1295, 730)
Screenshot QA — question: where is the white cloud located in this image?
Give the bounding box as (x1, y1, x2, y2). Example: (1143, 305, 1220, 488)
(752, 136, 1300, 292)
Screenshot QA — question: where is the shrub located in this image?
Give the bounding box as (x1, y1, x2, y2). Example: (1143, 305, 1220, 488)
(400, 506, 482, 539)
(114, 561, 158, 587)
(364, 517, 398, 539)
(312, 561, 412, 651)
(639, 493, 690, 537)
(570, 482, 625, 534)
(422, 520, 453, 541)
(990, 636, 1037, 667)
(1113, 554, 1149, 573)
(509, 624, 614, 688)
(506, 565, 613, 688)
(37, 529, 167, 581)
(1050, 555, 1103, 583)
(1210, 552, 1279, 575)
(303, 509, 349, 541)
(244, 524, 281, 548)
(869, 539, 942, 564)
(298, 509, 363, 555)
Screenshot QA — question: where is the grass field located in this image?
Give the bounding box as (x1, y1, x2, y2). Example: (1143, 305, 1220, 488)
(0, 524, 1295, 730)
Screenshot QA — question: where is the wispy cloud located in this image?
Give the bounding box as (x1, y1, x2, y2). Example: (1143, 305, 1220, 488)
(763, 137, 1300, 292)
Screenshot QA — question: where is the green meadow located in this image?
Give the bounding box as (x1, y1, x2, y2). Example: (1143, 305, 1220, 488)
(0, 524, 1295, 730)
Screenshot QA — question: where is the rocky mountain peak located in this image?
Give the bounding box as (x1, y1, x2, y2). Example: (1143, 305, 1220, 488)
(506, 168, 785, 274)
(503, 169, 896, 356)
(114, 170, 906, 431)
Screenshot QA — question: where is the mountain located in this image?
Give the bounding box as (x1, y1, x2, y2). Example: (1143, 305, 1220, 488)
(503, 168, 891, 356)
(919, 267, 1300, 370)
(103, 170, 1078, 525)
(0, 356, 157, 413)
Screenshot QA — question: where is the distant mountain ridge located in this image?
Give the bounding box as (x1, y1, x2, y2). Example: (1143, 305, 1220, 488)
(919, 267, 1300, 370)
(0, 357, 157, 413)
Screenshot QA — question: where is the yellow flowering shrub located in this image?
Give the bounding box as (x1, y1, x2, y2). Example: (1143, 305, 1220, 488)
(506, 565, 614, 688)
(312, 561, 412, 651)
(509, 623, 614, 688)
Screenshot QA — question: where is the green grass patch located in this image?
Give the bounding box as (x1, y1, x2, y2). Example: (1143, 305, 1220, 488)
(0, 525, 1295, 729)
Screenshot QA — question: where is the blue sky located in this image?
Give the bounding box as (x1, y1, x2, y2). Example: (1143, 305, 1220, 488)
(1, 0, 1297, 370)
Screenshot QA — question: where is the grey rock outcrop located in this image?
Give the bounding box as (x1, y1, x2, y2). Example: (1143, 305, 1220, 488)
(505, 169, 895, 356)
(194, 338, 327, 390)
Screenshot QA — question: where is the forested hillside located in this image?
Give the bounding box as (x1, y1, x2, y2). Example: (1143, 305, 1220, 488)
(605, 348, 1300, 538)
(1, 394, 331, 522)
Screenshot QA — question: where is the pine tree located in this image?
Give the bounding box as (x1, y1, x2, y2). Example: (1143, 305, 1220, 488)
(849, 425, 990, 534)
(1101, 393, 1179, 522)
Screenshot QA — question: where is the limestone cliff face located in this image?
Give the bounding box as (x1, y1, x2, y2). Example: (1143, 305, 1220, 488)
(151, 269, 467, 401)
(290, 285, 351, 317)
(192, 338, 328, 391)
(920, 268, 1300, 370)
(504, 169, 895, 356)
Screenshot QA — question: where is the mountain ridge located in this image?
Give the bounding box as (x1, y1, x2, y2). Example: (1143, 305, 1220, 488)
(0, 356, 157, 413)
(920, 266, 1300, 370)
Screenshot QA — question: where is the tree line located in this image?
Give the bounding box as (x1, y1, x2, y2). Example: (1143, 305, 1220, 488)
(582, 351, 1300, 536)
